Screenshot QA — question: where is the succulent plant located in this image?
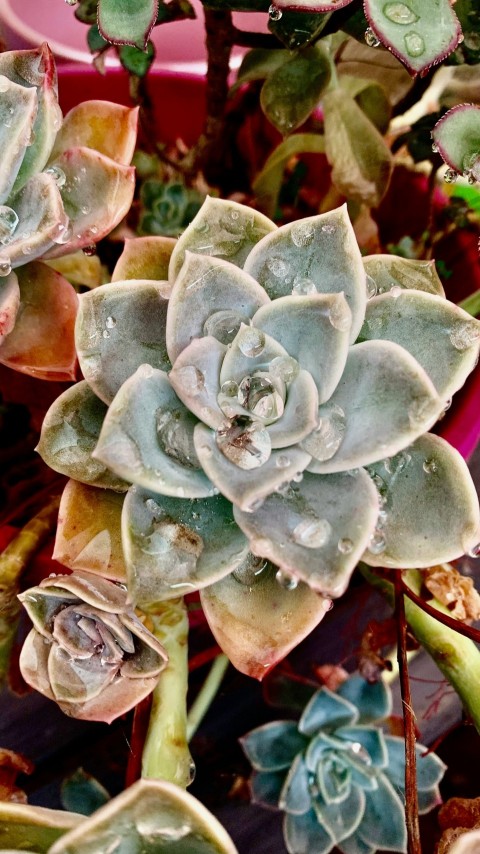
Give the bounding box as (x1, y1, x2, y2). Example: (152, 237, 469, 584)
(241, 674, 446, 854)
(36, 196, 480, 681)
(0, 43, 137, 379)
(139, 180, 204, 238)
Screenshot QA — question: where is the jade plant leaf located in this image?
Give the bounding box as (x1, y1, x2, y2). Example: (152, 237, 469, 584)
(98, 0, 159, 49)
(432, 104, 480, 177)
(0, 802, 82, 853)
(260, 45, 331, 135)
(363, 256, 445, 297)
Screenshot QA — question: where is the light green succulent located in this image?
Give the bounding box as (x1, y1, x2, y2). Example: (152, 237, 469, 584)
(37, 196, 480, 681)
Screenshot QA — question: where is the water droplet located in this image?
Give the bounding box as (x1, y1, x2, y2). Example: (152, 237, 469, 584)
(302, 404, 346, 461)
(365, 27, 381, 47)
(233, 553, 268, 585)
(238, 327, 265, 358)
(431, 141, 439, 154)
(366, 274, 377, 299)
(329, 296, 351, 332)
(0, 205, 18, 245)
(52, 221, 72, 245)
(444, 168, 458, 184)
(291, 221, 315, 247)
(105, 316, 116, 330)
(349, 741, 372, 763)
(270, 355, 300, 384)
(390, 285, 402, 298)
(276, 454, 291, 469)
(384, 3, 419, 24)
(0, 256, 11, 276)
(267, 256, 290, 278)
(384, 451, 411, 476)
(276, 569, 298, 590)
(82, 244, 96, 256)
(204, 309, 251, 345)
(44, 165, 66, 188)
(321, 223, 335, 235)
(215, 416, 271, 470)
(423, 457, 438, 474)
(65, 0, 78, 5)
(368, 530, 386, 555)
(269, 3, 282, 20)
(292, 518, 331, 549)
(450, 320, 480, 351)
(102, 330, 110, 339)
(156, 409, 199, 468)
(188, 759, 196, 784)
(292, 275, 317, 296)
(238, 374, 284, 422)
(338, 538, 354, 555)
(404, 31, 425, 56)
(468, 542, 480, 558)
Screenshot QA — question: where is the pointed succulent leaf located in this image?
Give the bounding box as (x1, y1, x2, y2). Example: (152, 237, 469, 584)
(284, 808, 336, 854)
(194, 423, 312, 511)
(49, 102, 138, 166)
(219, 324, 288, 387)
(36, 381, 127, 490)
(253, 132, 325, 219)
(47, 249, 103, 289)
(0, 261, 77, 380)
(279, 753, 312, 814)
(0, 76, 37, 204)
(363, 256, 445, 298)
(339, 834, 376, 854)
(357, 773, 407, 850)
(432, 104, 480, 175)
(383, 736, 446, 791)
(122, 486, 249, 605)
(43, 148, 135, 258)
(168, 196, 277, 282)
(54, 480, 127, 581)
(336, 675, 392, 724)
(306, 341, 442, 474)
(364, 0, 462, 76)
(112, 235, 175, 282)
(169, 337, 227, 430)
(417, 786, 442, 813)
(7, 172, 68, 268)
(299, 687, 358, 735)
(0, 271, 20, 343)
(363, 433, 480, 567)
(61, 768, 110, 817)
(166, 252, 270, 363)
(251, 770, 287, 808)
(234, 470, 379, 598)
(240, 721, 308, 772)
(260, 45, 331, 135)
(253, 293, 351, 403)
(267, 370, 319, 448)
(0, 801, 82, 853)
(49, 779, 238, 854)
(93, 365, 215, 498)
(200, 563, 331, 679)
(98, 0, 158, 49)
(244, 206, 366, 342)
(75, 280, 170, 404)
(322, 89, 393, 208)
(336, 726, 387, 768)
(312, 786, 365, 845)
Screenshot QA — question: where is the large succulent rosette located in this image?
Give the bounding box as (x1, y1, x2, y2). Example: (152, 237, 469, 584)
(37, 198, 480, 678)
(0, 44, 136, 379)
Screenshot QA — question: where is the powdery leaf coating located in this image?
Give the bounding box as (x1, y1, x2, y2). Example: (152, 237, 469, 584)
(432, 104, 480, 174)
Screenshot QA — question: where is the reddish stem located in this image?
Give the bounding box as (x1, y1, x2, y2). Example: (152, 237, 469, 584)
(399, 577, 480, 644)
(125, 693, 153, 787)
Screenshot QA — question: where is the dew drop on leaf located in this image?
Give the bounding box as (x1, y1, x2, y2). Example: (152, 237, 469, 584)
(468, 543, 480, 558)
(292, 518, 332, 549)
(291, 221, 315, 247)
(238, 327, 265, 358)
(338, 538, 354, 555)
(204, 309, 251, 345)
(0, 255, 11, 276)
(422, 457, 438, 474)
(292, 275, 317, 296)
(269, 4, 283, 21)
(233, 553, 268, 585)
(449, 321, 480, 351)
(368, 530, 386, 555)
(215, 416, 271, 470)
(365, 27, 381, 48)
(404, 31, 425, 56)
(276, 569, 298, 590)
(444, 168, 458, 184)
(0, 205, 18, 245)
(383, 3, 419, 25)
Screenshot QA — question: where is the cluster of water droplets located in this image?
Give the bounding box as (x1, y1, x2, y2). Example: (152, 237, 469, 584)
(232, 552, 268, 586)
(102, 315, 116, 339)
(364, 4, 426, 58)
(449, 320, 480, 351)
(204, 309, 251, 345)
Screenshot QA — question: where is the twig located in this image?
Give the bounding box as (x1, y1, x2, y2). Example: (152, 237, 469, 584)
(399, 577, 480, 645)
(186, 654, 229, 741)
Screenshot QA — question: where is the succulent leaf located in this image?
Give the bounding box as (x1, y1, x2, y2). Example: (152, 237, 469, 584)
(260, 45, 331, 135)
(357, 773, 406, 850)
(112, 235, 175, 282)
(0, 271, 20, 343)
(49, 101, 139, 166)
(169, 336, 228, 430)
(284, 808, 336, 854)
(98, 0, 158, 49)
(6, 172, 68, 267)
(0, 76, 38, 204)
(431, 103, 480, 175)
(383, 736, 446, 791)
(279, 753, 314, 814)
(335, 726, 387, 768)
(312, 785, 366, 844)
(251, 770, 288, 807)
(363, 256, 445, 298)
(240, 721, 308, 772)
(336, 675, 391, 724)
(0, 801, 82, 853)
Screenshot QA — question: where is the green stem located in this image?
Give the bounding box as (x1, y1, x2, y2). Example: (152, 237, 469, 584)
(141, 597, 192, 786)
(459, 288, 480, 318)
(186, 654, 229, 741)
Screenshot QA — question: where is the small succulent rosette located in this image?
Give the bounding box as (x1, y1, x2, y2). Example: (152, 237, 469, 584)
(0, 43, 137, 379)
(18, 570, 167, 722)
(37, 197, 480, 681)
(241, 675, 446, 854)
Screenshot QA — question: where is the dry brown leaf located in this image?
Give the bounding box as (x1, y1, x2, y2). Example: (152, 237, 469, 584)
(424, 564, 480, 622)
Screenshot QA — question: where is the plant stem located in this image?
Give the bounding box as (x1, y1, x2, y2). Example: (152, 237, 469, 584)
(459, 288, 480, 318)
(186, 654, 229, 741)
(394, 574, 421, 854)
(141, 597, 193, 787)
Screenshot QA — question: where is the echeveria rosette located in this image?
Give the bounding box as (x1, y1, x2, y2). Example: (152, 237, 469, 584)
(240, 675, 446, 854)
(18, 570, 168, 723)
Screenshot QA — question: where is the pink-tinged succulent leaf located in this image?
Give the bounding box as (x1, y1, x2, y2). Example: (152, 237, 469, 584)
(75, 280, 170, 404)
(364, 0, 462, 76)
(359, 291, 480, 402)
(244, 206, 366, 343)
(274, 0, 354, 10)
(43, 147, 135, 259)
(260, 45, 331, 135)
(122, 486, 249, 605)
(54, 480, 127, 582)
(0, 76, 37, 204)
(169, 336, 228, 430)
(7, 172, 68, 268)
(112, 235, 176, 282)
(0, 272, 20, 343)
(233, 470, 379, 598)
(200, 562, 331, 680)
(93, 365, 216, 498)
(363, 434, 480, 568)
(49, 102, 139, 167)
(98, 0, 159, 50)
(168, 196, 277, 282)
(363, 256, 445, 297)
(46, 250, 104, 289)
(431, 104, 480, 174)
(305, 341, 443, 474)
(36, 380, 128, 491)
(49, 779, 239, 854)
(322, 89, 393, 208)
(0, 261, 77, 380)
(0, 801, 83, 852)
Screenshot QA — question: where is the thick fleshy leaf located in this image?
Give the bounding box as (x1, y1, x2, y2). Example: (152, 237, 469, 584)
(38, 570, 128, 611)
(363, 433, 480, 568)
(336, 726, 387, 768)
(49, 779, 239, 854)
(0, 271, 20, 343)
(337, 832, 376, 854)
(432, 104, 480, 175)
(234, 470, 379, 598)
(253, 294, 351, 402)
(313, 786, 366, 845)
(0, 801, 82, 853)
(251, 770, 287, 808)
(383, 736, 446, 791)
(279, 754, 312, 814)
(93, 365, 215, 498)
(47, 250, 103, 289)
(306, 341, 442, 474)
(219, 324, 287, 387)
(234, 48, 291, 90)
(240, 721, 307, 772)
(166, 252, 270, 363)
(98, 0, 158, 49)
(122, 486, 249, 604)
(299, 688, 358, 735)
(363, 256, 445, 298)
(0, 261, 77, 380)
(322, 89, 393, 208)
(75, 280, 170, 404)
(266, 370, 319, 448)
(337, 39, 413, 107)
(49, 102, 138, 166)
(260, 45, 331, 135)
(200, 563, 331, 679)
(357, 773, 407, 851)
(284, 809, 336, 854)
(359, 290, 480, 401)
(54, 480, 127, 581)
(253, 132, 326, 219)
(7, 172, 68, 268)
(48, 643, 118, 703)
(0, 75, 37, 203)
(36, 381, 127, 490)
(61, 768, 110, 817)
(168, 196, 277, 282)
(169, 337, 227, 430)
(364, 0, 462, 76)
(336, 676, 392, 724)
(244, 206, 366, 342)
(44, 148, 135, 258)
(194, 423, 312, 512)
(112, 235, 175, 282)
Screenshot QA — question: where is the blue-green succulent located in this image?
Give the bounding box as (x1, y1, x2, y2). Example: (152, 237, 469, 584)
(241, 675, 446, 854)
